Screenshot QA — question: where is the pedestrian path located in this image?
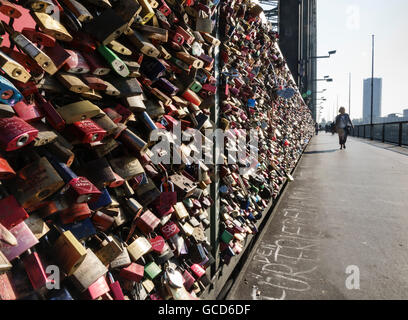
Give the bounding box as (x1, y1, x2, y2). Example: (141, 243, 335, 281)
(227, 133, 408, 300)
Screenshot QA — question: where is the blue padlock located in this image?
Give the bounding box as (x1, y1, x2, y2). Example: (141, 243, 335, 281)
(88, 187, 112, 210)
(0, 75, 23, 105)
(61, 218, 96, 240)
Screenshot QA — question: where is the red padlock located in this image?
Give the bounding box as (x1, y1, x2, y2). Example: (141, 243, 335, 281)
(22, 251, 50, 290)
(155, 181, 177, 217)
(66, 176, 102, 203)
(0, 156, 16, 179)
(190, 263, 206, 278)
(84, 276, 110, 300)
(68, 119, 107, 144)
(64, 49, 91, 74)
(160, 221, 180, 240)
(59, 203, 92, 224)
(0, 117, 38, 151)
(119, 263, 144, 282)
(107, 273, 125, 300)
(12, 100, 44, 123)
(135, 210, 160, 234)
(149, 235, 166, 254)
(0, 188, 29, 230)
(92, 211, 114, 231)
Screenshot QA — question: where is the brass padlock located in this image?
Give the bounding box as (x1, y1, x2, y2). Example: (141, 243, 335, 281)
(126, 236, 152, 261)
(56, 100, 101, 124)
(71, 248, 108, 292)
(12, 156, 65, 209)
(31, 12, 73, 42)
(0, 50, 31, 83)
(173, 202, 189, 220)
(57, 72, 90, 93)
(32, 122, 58, 147)
(53, 229, 87, 275)
(109, 156, 144, 181)
(95, 234, 123, 266)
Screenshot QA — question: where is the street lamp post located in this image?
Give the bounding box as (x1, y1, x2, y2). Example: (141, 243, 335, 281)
(370, 35, 375, 140)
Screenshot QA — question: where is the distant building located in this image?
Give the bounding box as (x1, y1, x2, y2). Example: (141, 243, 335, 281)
(403, 109, 408, 118)
(362, 78, 382, 123)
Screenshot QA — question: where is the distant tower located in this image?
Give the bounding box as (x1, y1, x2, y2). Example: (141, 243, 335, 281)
(362, 78, 382, 123)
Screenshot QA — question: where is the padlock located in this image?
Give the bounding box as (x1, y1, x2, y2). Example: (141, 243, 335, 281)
(127, 236, 152, 261)
(31, 122, 58, 147)
(144, 261, 161, 280)
(31, 12, 73, 41)
(173, 202, 189, 220)
(82, 51, 111, 76)
(160, 220, 180, 240)
(0, 75, 23, 105)
(56, 100, 101, 124)
(82, 75, 107, 91)
(11, 156, 64, 209)
(135, 177, 161, 206)
(53, 227, 87, 275)
(64, 49, 90, 74)
(84, 8, 128, 45)
(0, 250, 12, 272)
(61, 0, 93, 22)
(22, 250, 50, 290)
(110, 239, 131, 269)
(24, 213, 50, 240)
(109, 156, 144, 181)
(70, 248, 108, 292)
(0, 50, 31, 83)
(0, 272, 16, 300)
(7, 27, 58, 75)
(107, 272, 125, 300)
(97, 45, 129, 77)
(169, 174, 197, 200)
(88, 187, 113, 211)
(57, 72, 90, 93)
(154, 181, 177, 217)
(126, 29, 160, 58)
(46, 141, 75, 166)
(0, 185, 28, 230)
(0, 221, 39, 262)
(106, 41, 130, 57)
(84, 275, 110, 300)
(135, 210, 160, 234)
(0, 156, 15, 179)
(94, 234, 123, 266)
(92, 211, 114, 232)
(66, 119, 107, 144)
(120, 262, 144, 282)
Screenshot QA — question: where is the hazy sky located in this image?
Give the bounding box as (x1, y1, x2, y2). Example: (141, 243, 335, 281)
(317, 0, 408, 122)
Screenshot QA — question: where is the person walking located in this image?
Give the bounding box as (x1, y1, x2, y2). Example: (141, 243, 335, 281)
(334, 107, 354, 150)
(315, 122, 319, 135)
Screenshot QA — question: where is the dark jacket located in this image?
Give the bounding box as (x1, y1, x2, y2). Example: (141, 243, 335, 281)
(335, 113, 353, 131)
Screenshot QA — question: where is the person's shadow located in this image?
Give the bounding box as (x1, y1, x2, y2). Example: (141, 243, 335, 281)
(304, 149, 338, 154)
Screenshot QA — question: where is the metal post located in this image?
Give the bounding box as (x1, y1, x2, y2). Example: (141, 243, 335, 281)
(348, 72, 351, 116)
(399, 123, 403, 146)
(370, 35, 375, 140)
(382, 124, 385, 142)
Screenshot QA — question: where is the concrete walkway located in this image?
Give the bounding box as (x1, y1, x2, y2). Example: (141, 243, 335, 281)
(227, 133, 408, 300)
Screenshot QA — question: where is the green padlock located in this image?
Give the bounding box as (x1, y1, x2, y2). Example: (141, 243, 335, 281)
(144, 262, 162, 280)
(189, 81, 202, 93)
(97, 45, 129, 77)
(220, 230, 234, 244)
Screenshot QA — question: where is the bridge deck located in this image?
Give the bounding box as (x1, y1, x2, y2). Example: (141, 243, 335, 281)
(227, 133, 408, 300)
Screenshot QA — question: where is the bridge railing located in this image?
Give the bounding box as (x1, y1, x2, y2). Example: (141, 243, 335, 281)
(349, 121, 408, 146)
